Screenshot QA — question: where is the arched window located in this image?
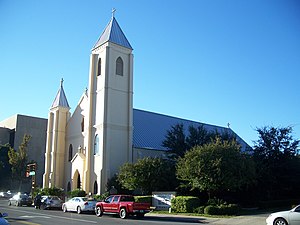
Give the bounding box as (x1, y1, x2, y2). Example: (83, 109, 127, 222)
(77, 174, 81, 189)
(81, 117, 84, 132)
(94, 134, 99, 155)
(67, 182, 71, 192)
(116, 57, 123, 76)
(93, 181, 98, 194)
(97, 58, 101, 76)
(68, 144, 73, 161)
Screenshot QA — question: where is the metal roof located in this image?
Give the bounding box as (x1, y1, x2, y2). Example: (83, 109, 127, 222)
(51, 80, 70, 109)
(93, 17, 132, 50)
(132, 109, 248, 151)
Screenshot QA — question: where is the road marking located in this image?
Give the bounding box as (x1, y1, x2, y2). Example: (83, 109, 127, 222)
(20, 215, 51, 219)
(18, 221, 40, 225)
(4, 208, 97, 224)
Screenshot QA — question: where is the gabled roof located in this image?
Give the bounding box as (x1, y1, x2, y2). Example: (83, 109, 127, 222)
(132, 109, 249, 151)
(93, 16, 132, 50)
(51, 79, 70, 109)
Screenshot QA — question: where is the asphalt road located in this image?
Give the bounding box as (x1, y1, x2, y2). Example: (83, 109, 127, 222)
(0, 199, 268, 225)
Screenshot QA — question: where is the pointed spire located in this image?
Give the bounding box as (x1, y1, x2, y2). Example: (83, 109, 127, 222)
(93, 10, 132, 50)
(51, 78, 70, 109)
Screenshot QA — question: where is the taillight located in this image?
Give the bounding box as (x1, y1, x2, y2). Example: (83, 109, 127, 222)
(84, 202, 88, 205)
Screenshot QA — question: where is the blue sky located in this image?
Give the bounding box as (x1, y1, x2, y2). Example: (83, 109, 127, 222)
(1, 0, 299, 146)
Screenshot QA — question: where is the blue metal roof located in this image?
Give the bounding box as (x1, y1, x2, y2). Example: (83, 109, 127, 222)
(93, 17, 132, 50)
(133, 109, 249, 151)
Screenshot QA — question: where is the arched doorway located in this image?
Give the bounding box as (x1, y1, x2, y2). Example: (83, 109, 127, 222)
(72, 170, 81, 189)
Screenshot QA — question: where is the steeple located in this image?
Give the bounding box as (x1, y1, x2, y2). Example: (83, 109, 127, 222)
(51, 78, 70, 109)
(93, 10, 132, 50)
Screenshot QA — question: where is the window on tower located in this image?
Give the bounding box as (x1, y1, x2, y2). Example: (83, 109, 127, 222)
(94, 134, 100, 155)
(97, 58, 101, 76)
(116, 57, 123, 76)
(68, 144, 73, 161)
(93, 181, 98, 194)
(81, 117, 84, 132)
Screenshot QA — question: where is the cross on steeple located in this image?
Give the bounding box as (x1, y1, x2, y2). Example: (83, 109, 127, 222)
(112, 8, 116, 18)
(60, 78, 64, 87)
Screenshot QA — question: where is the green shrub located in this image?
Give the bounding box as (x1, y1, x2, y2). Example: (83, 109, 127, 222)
(204, 205, 219, 215)
(204, 204, 240, 215)
(134, 196, 152, 204)
(171, 196, 200, 213)
(94, 192, 109, 201)
(68, 189, 86, 198)
(207, 197, 226, 206)
(193, 206, 205, 214)
(33, 187, 64, 198)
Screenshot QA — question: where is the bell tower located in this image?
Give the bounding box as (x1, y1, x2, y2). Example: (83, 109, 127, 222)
(43, 79, 70, 188)
(84, 12, 133, 193)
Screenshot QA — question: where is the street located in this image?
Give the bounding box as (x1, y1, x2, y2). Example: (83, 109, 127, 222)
(0, 200, 268, 225)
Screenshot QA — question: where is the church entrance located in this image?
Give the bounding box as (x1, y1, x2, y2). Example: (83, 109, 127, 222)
(72, 170, 81, 189)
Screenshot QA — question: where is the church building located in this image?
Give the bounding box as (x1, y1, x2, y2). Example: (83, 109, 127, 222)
(43, 14, 249, 195)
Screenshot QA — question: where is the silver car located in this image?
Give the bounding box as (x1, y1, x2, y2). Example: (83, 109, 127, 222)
(41, 196, 63, 210)
(266, 205, 300, 225)
(62, 197, 96, 214)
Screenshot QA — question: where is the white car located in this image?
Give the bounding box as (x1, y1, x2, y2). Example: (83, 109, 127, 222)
(62, 197, 96, 214)
(266, 205, 300, 225)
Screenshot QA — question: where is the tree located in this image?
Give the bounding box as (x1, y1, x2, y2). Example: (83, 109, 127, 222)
(162, 123, 187, 158)
(8, 134, 31, 191)
(163, 123, 237, 159)
(117, 157, 177, 195)
(186, 125, 213, 149)
(252, 126, 300, 200)
(176, 138, 255, 199)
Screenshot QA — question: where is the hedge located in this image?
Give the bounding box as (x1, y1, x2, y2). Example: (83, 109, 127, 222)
(68, 189, 86, 198)
(171, 196, 200, 213)
(204, 204, 240, 215)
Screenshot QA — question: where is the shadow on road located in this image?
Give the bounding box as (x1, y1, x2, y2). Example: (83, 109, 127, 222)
(142, 215, 209, 224)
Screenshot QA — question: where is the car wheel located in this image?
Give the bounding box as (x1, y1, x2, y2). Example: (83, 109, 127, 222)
(95, 206, 103, 217)
(8, 201, 11, 206)
(15, 201, 19, 206)
(63, 205, 67, 213)
(119, 208, 127, 219)
(274, 218, 288, 225)
(77, 206, 82, 214)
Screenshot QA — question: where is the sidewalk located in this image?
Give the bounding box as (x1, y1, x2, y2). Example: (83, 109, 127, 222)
(147, 212, 268, 225)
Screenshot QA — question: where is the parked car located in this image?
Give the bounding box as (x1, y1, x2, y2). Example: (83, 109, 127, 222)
(40, 196, 63, 210)
(266, 204, 300, 225)
(95, 195, 151, 219)
(62, 197, 96, 214)
(0, 191, 12, 199)
(8, 193, 32, 207)
(0, 212, 9, 225)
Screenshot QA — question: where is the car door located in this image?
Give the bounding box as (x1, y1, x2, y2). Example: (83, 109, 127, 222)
(110, 196, 120, 213)
(289, 206, 300, 225)
(102, 196, 113, 212)
(68, 198, 76, 211)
